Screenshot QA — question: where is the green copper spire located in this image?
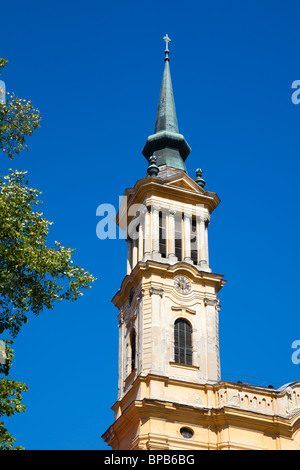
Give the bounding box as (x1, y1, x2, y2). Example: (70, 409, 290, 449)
(142, 34, 191, 175)
(154, 34, 179, 134)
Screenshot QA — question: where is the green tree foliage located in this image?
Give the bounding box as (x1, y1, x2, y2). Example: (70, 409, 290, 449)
(0, 169, 95, 338)
(0, 58, 96, 449)
(0, 341, 28, 450)
(0, 59, 40, 160)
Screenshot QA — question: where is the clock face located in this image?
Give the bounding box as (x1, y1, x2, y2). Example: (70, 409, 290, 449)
(174, 277, 191, 294)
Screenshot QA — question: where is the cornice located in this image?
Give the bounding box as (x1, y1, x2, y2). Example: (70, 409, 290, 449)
(103, 376, 300, 449)
(107, 394, 300, 446)
(117, 175, 220, 229)
(111, 260, 226, 308)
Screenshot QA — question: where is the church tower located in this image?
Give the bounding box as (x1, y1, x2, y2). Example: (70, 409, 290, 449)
(102, 35, 225, 449)
(102, 36, 300, 451)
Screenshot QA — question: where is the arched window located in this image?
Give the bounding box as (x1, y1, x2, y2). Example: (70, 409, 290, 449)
(174, 319, 192, 365)
(130, 330, 136, 372)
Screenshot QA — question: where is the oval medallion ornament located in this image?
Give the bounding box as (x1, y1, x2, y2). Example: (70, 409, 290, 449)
(174, 277, 191, 295)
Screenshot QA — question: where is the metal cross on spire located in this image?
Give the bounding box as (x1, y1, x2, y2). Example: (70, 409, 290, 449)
(163, 33, 171, 61)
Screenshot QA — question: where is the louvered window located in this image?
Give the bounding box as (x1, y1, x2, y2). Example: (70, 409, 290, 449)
(174, 319, 192, 365)
(131, 330, 136, 372)
(191, 217, 197, 265)
(159, 211, 166, 258)
(174, 215, 182, 261)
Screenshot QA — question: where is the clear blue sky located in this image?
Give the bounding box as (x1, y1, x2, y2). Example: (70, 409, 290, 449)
(1, 0, 300, 450)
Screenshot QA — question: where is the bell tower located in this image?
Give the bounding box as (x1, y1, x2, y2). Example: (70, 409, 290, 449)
(102, 35, 300, 452)
(102, 35, 225, 450)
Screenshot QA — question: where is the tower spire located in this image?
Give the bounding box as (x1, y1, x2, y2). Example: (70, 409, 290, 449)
(154, 34, 179, 134)
(142, 34, 191, 176)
